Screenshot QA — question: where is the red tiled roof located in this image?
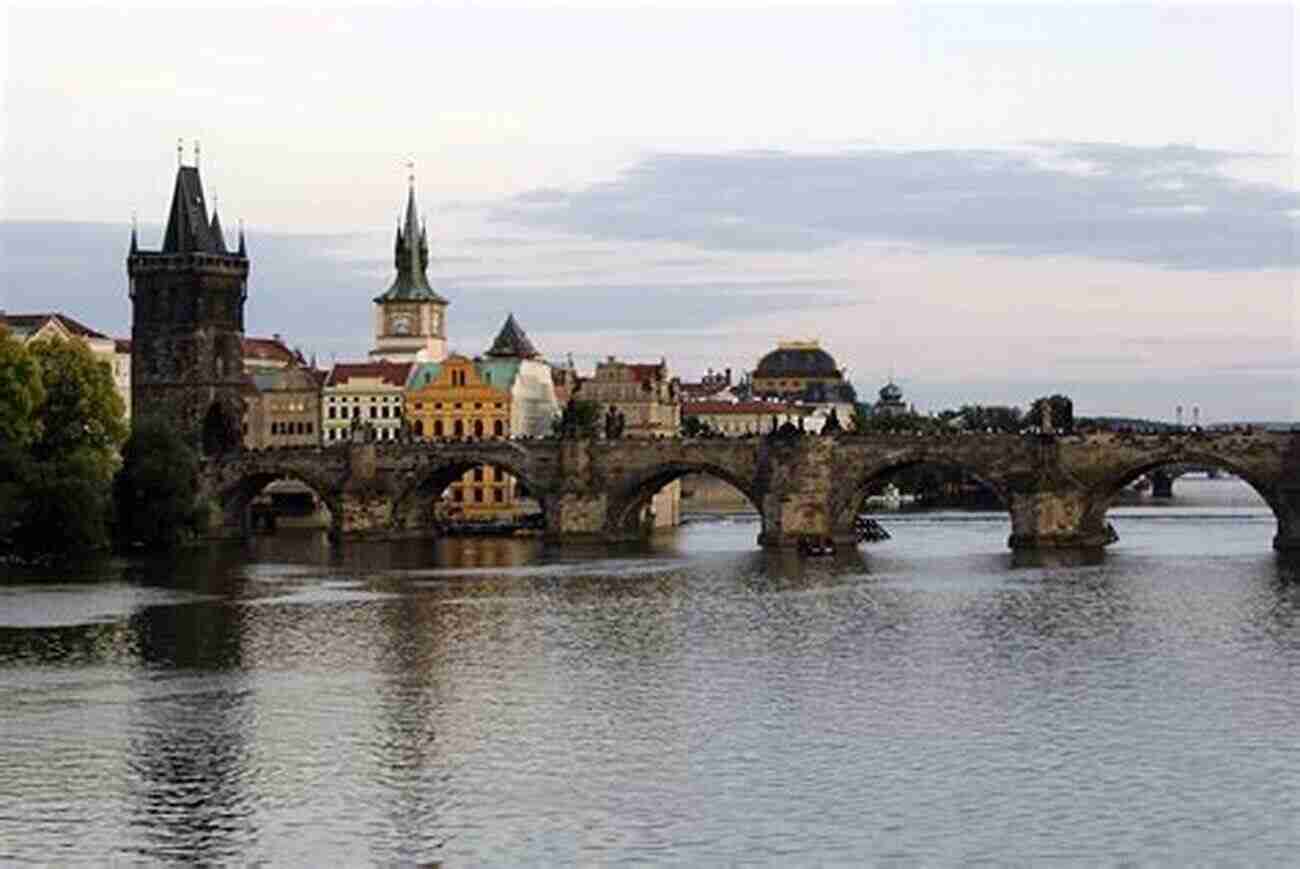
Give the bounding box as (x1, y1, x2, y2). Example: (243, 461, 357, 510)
(326, 361, 412, 387)
(685, 401, 795, 415)
(3, 312, 110, 340)
(242, 336, 302, 365)
(627, 363, 665, 383)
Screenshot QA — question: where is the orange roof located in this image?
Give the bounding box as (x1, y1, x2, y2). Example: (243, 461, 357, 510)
(326, 361, 412, 387)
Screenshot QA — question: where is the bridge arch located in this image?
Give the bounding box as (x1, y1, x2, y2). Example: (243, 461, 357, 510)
(389, 453, 552, 532)
(607, 461, 763, 537)
(1087, 449, 1286, 539)
(213, 464, 342, 535)
(832, 453, 1012, 536)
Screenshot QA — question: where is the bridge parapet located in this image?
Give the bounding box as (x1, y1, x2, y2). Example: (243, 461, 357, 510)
(193, 430, 1300, 551)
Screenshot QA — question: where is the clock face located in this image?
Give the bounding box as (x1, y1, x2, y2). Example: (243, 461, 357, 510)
(391, 313, 413, 335)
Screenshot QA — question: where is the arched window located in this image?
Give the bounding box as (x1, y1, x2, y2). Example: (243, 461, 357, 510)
(434, 420, 444, 437)
(493, 420, 505, 437)
(474, 420, 484, 438)
(413, 420, 424, 437)
(454, 420, 464, 437)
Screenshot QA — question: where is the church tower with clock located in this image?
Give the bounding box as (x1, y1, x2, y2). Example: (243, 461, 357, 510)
(369, 177, 449, 363)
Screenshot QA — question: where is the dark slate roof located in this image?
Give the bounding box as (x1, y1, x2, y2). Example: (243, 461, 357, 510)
(209, 209, 228, 254)
(754, 345, 841, 379)
(374, 184, 449, 304)
(486, 313, 539, 358)
(162, 166, 219, 254)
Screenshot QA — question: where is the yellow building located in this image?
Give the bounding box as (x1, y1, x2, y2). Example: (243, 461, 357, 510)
(406, 354, 520, 519)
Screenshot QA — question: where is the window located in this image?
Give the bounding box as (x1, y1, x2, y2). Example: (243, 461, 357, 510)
(474, 420, 484, 437)
(473, 467, 484, 482)
(370, 406, 377, 419)
(474, 488, 484, 503)
(434, 420, 444, 437)
(453, 488, 463, 502)
(493, 420, 505, 437)
(329, 407, 336, 420)
(381, 406, 389, 419)
(454, 420, 464, 437)
(494, 489, 504, 503)
(475, 403, 482, 410)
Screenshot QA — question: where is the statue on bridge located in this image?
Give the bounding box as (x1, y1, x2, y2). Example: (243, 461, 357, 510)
(821, 408, 842, 435)
(603, 405, 627, 440)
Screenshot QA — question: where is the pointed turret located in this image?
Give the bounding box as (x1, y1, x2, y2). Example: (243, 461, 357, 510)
(162, 165, 217, 253)
(374, 176, 446, 304)
(129, 220, 138, 254)
(210, 207, 228, 254)
(237, 221, 246, 257)
(487, 313, 540, 359)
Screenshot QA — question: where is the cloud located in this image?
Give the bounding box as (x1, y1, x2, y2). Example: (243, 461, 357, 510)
(492, 143, 1299, 270)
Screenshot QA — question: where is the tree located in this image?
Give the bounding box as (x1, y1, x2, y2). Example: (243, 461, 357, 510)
(552, 399, 601, 439)
(0, 328, 45, 449)
(956, 404, 1023, 433)
(26, 338, 127, 460)
(0, 335, 128, 556)
(682, 416, 716, 438)
(1027, 395, 1075, 433)
(113, 415, 204, 549)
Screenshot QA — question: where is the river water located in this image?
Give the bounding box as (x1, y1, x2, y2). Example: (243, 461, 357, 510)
(2, 478, 1298, 864)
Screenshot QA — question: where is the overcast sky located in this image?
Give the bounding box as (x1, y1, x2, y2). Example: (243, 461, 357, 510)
(3, 3, 1296, 421)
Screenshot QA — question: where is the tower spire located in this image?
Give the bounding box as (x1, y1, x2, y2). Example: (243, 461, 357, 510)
(237, 218, 246, 257)
(129, 211, 139, 253)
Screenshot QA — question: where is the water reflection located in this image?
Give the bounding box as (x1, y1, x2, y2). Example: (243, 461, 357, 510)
(126, 547, 255, 862)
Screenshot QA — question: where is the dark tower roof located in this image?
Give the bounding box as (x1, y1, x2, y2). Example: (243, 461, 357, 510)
(754, 344, 841, 379)
(375, 180, 448, 305)
(486, 313, 540, 358)
(209, 208, 228, 254)
(162, 166, 221, 254)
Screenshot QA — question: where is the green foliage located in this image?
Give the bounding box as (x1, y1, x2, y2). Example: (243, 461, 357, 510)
(954, 404, 1023, 433)
(1027, 395, 1075, 433)
(855, 410, 941, 434)
(682, 415, 716, 438)
(0, 329, 46, 448)
(552, 399, 602, 438)
(27, 339, 127, 460)
(113, 415, 203, 550)
(0, 335, 128, 557)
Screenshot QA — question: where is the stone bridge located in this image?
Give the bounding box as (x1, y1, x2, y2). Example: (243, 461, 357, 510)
(199, 430, 1300, 552)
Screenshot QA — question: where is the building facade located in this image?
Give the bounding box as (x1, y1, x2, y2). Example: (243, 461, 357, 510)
(126, 155, 249, 454)
(370, 179, 449, 364)
(322, 362, 412, 444)
(404, 316, 559, 520)
(243, 365, 324, 449)
(574, 356, 681, 528)
(576, 357, 681, 438)
(684, 400, 806, 436)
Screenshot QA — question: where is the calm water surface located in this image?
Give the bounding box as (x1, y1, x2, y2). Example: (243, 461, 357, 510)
(2, 479, 1298, 864)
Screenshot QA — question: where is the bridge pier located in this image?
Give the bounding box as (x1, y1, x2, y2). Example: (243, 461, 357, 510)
(1274, 484, 1300, 553)
(1149, 470, 1175, 499)
(1007, 488, 1112, 551)
(758, 437, 838, 549)
(543, 493, 613, 543)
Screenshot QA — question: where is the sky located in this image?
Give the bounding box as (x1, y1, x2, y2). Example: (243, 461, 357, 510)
(2, 2, 1297, 422)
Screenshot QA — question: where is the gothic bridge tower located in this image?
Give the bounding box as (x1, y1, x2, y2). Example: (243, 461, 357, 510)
(127, 148, 249, 455)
